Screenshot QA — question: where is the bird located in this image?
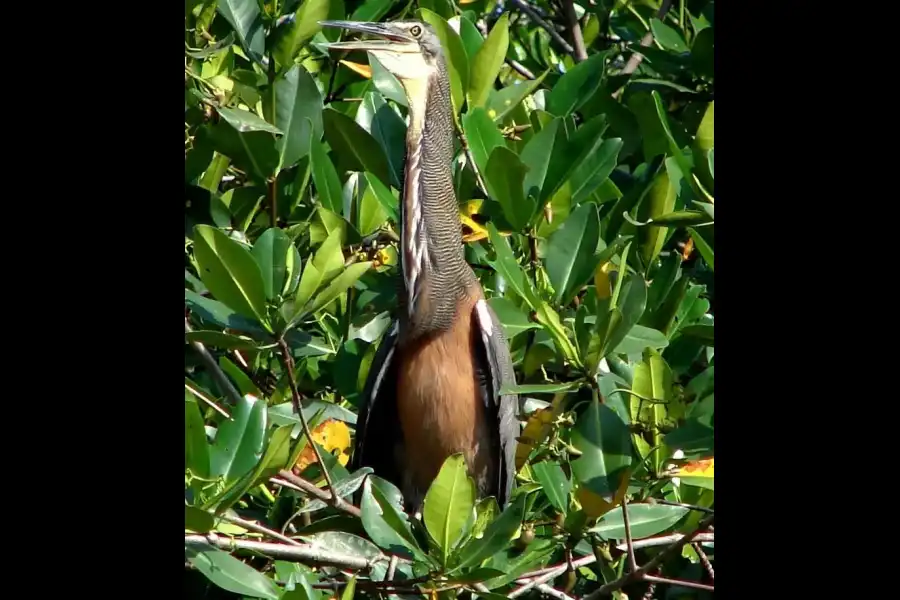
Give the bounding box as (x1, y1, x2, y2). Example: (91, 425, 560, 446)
(319, 19, 520, 514)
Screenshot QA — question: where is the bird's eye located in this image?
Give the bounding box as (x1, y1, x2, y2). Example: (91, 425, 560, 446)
(410, 25, 422, 37)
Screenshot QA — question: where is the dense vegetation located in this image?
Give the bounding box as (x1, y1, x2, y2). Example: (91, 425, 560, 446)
(184, 0, 714, 598)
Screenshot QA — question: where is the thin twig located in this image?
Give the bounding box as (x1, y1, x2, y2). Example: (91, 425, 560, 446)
(508, 59, 536, 80)
(654, 499, 715, 515)
(221, 514, 303, 546)
(184, 380, 231, 419)
(560, 0, 588, 61)
(692, 543, 714, 580)
(643, 574, 714, 592)
(583, 514, 715, 599)
(273, 469, 362, 518)
(622, 499, 637, 573)
(537, 583, 578, 600)
(612, 0, 674, 99)
(507, 0, 575, 54)
(276, 338, 346, 513)
(615, 532, 713, 552)
(186, 533, 382, 570)
(387, 555, 399, 581)
(185, 318, 243, 407)
(516, 555, 597, 583)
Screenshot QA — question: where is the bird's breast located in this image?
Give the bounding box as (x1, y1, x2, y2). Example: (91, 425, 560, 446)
(396, 296, 494, 499)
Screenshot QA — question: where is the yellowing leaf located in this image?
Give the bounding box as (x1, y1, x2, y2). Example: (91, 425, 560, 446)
(339, 60, 372, 79)
(460, 199, 512, 243)
(594, 261, 617, 299)
(515, 393, 567, 470)
(575, 467, 630, 519)
(675, 458, 713, 478)
(292, 419, 352, 473)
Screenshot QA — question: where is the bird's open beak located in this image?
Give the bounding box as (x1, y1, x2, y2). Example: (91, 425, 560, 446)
(318, 20, 419, 53)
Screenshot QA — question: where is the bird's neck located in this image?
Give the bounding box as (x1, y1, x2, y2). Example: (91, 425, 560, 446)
(398, 59, 475, 341)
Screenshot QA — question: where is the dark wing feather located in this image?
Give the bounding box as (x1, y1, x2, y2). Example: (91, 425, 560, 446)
(351, 320, 403, 499)
(472, 301, 520, 507)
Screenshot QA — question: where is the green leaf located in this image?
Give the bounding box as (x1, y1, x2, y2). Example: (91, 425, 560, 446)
(589, 504, 689, 540)
(368, 54, 407, 107)
(570, 397, 632, 500)
(546, 51, 608, 116)
(252, 228, 297, 301)
(499, 382, 578, 395)
(462, 108, 506, 177)
(205, 122, 279, 182)
(689, 226, 714, 271)
(486, 224, 538, 309)
(216, 107, 282, 134)
(486, 71, 548, 122)
(305, 261, 372, 315)
(420, 9, 469, 114)
(209, 394, 266, 484)
(519, 118, 565, 204)
(532, 461, 571, 515)
(185, 541, 280, 599)
(487, 297, 539, 339)
(310, 140, 343, 214)
(356, 92, 406, 189)
(185, 505, 215, 533)
(544, 202, 601, 305)
(267, 65, 323, 170)
(423, 454, 477, 566)
(185, 392, 211, 479)
(612, 324, 669, 356)
(323, 108, 391, 186)
(649, 18, 689, 53)
(457, 15, 484, 61)
(484, 147, 533, 231)
(273, 0, 330, 68)
(563, 138, 624, 205)
(301, 532, 382, 563)
(638, 169, 677, 266)
(360, 476, 426, 560)
(349, 0, 392, 21)
(453, 493, 525, 572)
(185, 330, 262, 350)
(468, 13, 510, 108)
(192, 225, 269, 327)
(216, 0, 265, 63)
(358, 177, 389, 236)
(293, 468, 372, 513)
(363, 172, 399, 224)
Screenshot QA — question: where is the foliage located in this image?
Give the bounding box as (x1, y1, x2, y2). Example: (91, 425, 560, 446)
(185, 0, 714, 598)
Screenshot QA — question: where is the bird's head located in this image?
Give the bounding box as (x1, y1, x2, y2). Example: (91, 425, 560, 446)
(318, 20, 442, 83)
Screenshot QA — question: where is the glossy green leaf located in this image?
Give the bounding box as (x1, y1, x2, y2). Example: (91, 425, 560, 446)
(216, 0, 265, 62)
(356, 92, 406, 189)
(185, 330, 262, 350)
(293, 468, 372, 513)
(487, 297, 539, 338)
(544, 202, 601, 305)
(520, 118, 565, 203)
(462, 108, 506, 177)
(360, 476, 426, 560)
(216, 107, 281, 134)
(323, 108, 391, 185)
(546, 51, 608, 116)
(532, 461, 571, 515)
(649, 18, 689, 53)
(453, 493, 526, 572)
(564, 138, 624, 205)
(570, 396, 632, 499)
(363, 172, 399, 224)
(613, 324, 669, 356)
(274, 0, 330, 68)
(185, 505, 215, 533)
(486, 224, 538, 309)
(252, 228, 297, 301)
(184, 289, 267, 337)
(423, 454, 477, 566)
(192, 225, 269, 326)
(349, 0, 392, 21)
(486, 71, 548, 122)
(306, 261, 372, 315)
(267, 65, 323, 169)
(368, 54, 407, 107)
(468, 13, 509, 108)
(420, 9, 469, 113)
(589, 503, 689, 539)
(209, 394, 266, 483)
(185, 541, 280, 599)
(205, 122, 279, 182)
(457, 15, 484, 61)
(484, 147, 533, 231)
(358, 177, 389, 236)
(310, 140, 343, 214)
(689, 226, 715, 271)
(499, 381, 579, 395)
(301, 532, 382, 563)
(185, 392, 211, 478)
(638, 169, 677, 266)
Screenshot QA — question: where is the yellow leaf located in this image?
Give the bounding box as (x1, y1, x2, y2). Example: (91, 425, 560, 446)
(514, 393, 567, 470)
(675, 458, 713, 478)
(339, 60, 372, 79)
(576, 467, 630, 519)
(292, 419, 352, 473)
(594, 261, 617, 299)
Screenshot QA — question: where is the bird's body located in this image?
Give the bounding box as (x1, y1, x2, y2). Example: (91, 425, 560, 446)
(321, 20, 519, 512)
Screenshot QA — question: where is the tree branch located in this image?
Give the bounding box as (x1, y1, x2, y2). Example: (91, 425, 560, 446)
(612, 0, 674, 99)
(221, 514, 302, 547)
(560, 0, 588, 61)
(273, 470, 362, 518)
(537, 583, 578, 600)
(185, 318, 243, 408)
(186, 533, 381, 570)
(508, 0, 575, 54)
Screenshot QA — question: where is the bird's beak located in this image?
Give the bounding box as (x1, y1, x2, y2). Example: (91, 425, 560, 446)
(318, 20, 419, 53)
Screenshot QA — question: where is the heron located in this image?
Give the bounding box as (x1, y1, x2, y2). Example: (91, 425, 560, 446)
(320, 19, 520, 513)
